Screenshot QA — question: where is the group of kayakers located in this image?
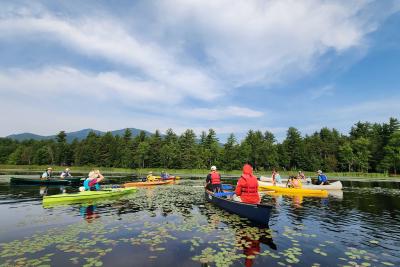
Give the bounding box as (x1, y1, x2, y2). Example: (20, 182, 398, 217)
(205, 164, 330, 204)
(40, 167, 72, 179)
(41, 165, 329, 201)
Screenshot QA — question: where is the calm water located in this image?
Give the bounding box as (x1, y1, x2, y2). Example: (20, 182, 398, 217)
(0, 175, 399, 267)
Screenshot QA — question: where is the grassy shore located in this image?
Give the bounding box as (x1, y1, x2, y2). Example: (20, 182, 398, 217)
(0, 164, 398, 179)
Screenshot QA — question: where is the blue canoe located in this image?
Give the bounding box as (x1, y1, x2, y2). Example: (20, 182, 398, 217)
(205, 189, 272, 225)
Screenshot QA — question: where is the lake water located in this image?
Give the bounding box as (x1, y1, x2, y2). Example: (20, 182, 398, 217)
(0, 175, 399, 267)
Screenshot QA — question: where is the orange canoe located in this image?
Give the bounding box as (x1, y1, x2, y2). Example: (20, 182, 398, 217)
(124, 180, 174, 187)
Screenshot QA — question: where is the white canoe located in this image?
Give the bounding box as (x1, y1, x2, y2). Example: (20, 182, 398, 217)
(258, 180, 343, 190)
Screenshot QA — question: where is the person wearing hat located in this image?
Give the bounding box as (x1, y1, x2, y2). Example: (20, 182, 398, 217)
(41, 167, 53, 180)
(316, 170, 328, 185)
(60, 168, 72, 178)
(206, 166, 222, 192)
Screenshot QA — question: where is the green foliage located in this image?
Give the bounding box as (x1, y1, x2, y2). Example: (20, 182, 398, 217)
(0, 117, 399, 173)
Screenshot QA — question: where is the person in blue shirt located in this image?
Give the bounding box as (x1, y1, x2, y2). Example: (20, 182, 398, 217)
(316, 170, 328, 185)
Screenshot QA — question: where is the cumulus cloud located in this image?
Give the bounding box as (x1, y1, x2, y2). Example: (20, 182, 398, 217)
(0, 0, 399, 136)
(154, 0, 399, 86)
(0, 12, 222, 102)
(0, 67, 184, 104)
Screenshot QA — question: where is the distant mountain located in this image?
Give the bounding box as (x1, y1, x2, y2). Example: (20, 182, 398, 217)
(5, 128, 154, 142)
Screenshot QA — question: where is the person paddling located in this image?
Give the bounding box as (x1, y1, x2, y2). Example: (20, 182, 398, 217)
(41, 167, 53, 180)
(316, 170, 328, 185)
(206, 166, 222, 192)
(60, 168, 72, 178)
(81, 170, 104, 191)
(287, 175, 302, 188)
(235, 164, 260, 204)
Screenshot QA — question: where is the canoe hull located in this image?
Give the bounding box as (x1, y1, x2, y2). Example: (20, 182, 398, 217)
(259, 185, 328, 197)
(10, 177, 83, 186)
(205, 190, 272, 225)
(124, 180, 174, 187)
(258, 181, 342, 190)
(43, 187, 137, 204)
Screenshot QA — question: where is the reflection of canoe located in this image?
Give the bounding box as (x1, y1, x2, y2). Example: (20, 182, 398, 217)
(43, 187, 137, 204)
(259, 185, 328, 197)
(266, 191, 328, 198)
(10, 177, 83, 186)
(258, 181, 343, 190)
(205, 190, 272, 225)
(123, 180, 174, 187)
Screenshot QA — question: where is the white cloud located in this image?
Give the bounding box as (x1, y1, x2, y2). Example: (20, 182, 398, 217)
(0, 1, 399, 137)
(154, 0, 399, 86)
(0, 13, 222, 102)
(184, 106, 264, 120)
(0, 67, 183, 104)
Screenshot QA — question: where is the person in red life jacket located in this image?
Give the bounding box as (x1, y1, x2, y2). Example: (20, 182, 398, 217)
(235, 164, 260, 204)
(206, 166, 222, 192)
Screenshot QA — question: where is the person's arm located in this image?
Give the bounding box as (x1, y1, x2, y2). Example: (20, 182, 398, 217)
(97, 173, 105, 183)
(235, 178, 243, 196)
(206, 174, 211, 184)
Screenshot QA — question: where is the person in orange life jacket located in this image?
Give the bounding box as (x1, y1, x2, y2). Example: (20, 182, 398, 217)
(235, 164, 260, 204)
(206, 166, 222, 192)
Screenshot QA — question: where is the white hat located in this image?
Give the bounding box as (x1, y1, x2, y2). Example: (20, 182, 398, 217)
(317, 170, 322, 174)
(211, 166, 217, 171)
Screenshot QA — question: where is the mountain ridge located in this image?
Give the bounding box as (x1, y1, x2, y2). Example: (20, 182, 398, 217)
(5, 128, 153, 143)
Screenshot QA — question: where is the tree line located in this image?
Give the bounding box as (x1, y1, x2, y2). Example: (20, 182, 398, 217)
(1, 117, 399, 174)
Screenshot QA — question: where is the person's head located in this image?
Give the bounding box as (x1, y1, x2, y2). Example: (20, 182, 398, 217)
(149, 171, 153, 175)
(210, 166, 217, 172)
(47, 167, 53, 173)
(298, 171, 301, 174)
(242, 164, 253, 175)
(317, 170, 322, 174)
(66, 168, 70, 172)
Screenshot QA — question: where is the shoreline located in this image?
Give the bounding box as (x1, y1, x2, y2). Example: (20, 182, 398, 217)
(1, 165, 399, 182)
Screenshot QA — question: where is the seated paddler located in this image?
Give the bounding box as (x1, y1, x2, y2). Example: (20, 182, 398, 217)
(81, 170, 104, 191)
(235, 164, 260, 204)
(206, 166, 222, 192)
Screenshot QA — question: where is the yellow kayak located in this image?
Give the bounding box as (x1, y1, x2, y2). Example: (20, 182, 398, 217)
(259, 185, 328, 197)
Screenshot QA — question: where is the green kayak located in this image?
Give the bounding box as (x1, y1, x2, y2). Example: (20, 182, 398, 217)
(43, 187, 137, 204)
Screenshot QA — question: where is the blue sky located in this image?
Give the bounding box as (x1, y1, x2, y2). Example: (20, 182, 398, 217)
(0, 0, 399, 142)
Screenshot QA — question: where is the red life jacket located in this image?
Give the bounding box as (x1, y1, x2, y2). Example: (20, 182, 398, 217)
(240, 174, 258, 195)
(211, 171, 221, 184)
(237, 176, 260, 204)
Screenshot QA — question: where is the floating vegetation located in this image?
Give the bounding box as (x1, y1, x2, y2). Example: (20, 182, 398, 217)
(0, 181, 399, 267)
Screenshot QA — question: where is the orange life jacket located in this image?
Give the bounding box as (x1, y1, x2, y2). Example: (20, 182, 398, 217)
(211, 171, 221, 184)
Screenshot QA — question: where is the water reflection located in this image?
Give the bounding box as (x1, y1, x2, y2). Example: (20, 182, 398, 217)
(79, 205, 100, 223)
(0, 178, 399, 266)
